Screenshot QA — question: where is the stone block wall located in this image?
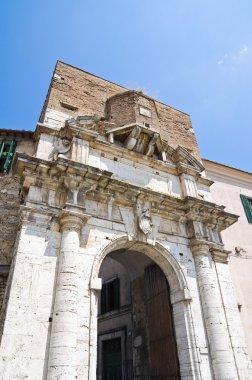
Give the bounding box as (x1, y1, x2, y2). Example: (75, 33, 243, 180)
(0, 176, 20, 266)
(0, 133, 35, 312)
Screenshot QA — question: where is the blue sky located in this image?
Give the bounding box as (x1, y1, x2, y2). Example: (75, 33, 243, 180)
(1, 0, 251, 171)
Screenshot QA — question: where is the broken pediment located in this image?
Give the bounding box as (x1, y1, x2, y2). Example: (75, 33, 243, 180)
(105, 124, 167, 161)
(65, 115, 113, 137)
(167, 145, 205, 175)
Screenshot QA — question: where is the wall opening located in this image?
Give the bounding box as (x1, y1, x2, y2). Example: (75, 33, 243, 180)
(96, 248, 180, 380)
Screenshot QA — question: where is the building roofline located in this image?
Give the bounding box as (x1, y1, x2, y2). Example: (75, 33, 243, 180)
(203, 158, 252, 177)
(0, 129, 33, 136)
(56, 60, 191, 117)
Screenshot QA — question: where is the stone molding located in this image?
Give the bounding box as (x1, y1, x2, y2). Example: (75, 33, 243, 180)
(210, 247, 231, 264)
(190, 239, 211, 256)
(19, 205, 54, 228)
(170, 288, 191, 304)
(190, 239, 229, 263)
(13, 153, 238, 234)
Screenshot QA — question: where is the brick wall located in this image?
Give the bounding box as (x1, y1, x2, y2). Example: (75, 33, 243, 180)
(41, 61, 201, 158)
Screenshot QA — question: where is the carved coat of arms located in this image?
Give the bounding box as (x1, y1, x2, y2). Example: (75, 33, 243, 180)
(138, 209, 153, 235)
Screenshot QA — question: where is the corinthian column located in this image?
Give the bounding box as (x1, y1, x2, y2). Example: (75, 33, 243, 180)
(47, 211, 89, 380)
(191, 240, 238, 380)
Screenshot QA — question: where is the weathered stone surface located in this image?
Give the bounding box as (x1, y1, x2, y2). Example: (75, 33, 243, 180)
(0, 63, 251, 380)
(0, 176, 20, 265)
(40, 61, 201, 158)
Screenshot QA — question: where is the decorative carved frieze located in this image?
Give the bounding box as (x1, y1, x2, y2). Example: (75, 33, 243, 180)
(12, 150, 238, 235)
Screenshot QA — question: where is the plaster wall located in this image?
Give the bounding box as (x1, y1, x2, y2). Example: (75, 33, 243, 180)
(204, 164, 252, 360)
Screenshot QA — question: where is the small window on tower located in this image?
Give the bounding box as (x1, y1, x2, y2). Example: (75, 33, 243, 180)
(101, 278, 120, 314)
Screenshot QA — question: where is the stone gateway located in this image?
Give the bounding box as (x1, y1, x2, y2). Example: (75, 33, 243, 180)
(0, 61, 251, 379)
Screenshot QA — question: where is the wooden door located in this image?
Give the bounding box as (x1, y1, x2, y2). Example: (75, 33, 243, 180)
(102, 337, 122, 380)
(145, 264, 180, 380)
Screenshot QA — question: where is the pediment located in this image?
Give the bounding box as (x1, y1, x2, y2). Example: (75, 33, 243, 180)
(167, 145, 205, 174)
(105, 123, 167, 161)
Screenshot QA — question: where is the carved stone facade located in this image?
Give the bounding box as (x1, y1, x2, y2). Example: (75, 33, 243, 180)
(0, 62, 251, 379)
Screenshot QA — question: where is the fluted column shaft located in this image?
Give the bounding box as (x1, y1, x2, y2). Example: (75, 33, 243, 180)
(47, 213, 85, 380)
(191, 241, 237, 380)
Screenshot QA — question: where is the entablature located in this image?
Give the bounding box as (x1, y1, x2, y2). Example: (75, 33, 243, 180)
(35, 118, 207, 181)
(13, 153, 238, 233)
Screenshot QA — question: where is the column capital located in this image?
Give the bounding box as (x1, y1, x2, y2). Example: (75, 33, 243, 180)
(210, 246, 231, 264)
(59, 209, 90, 233)
(190, 239, 211, 256)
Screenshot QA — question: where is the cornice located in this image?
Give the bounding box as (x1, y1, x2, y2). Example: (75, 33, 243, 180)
(13, 153, 238, 231)
(210, 246, 231, 264)
(203, 159, 252, 189)
(184, 197, 238, 231)
(197, 176, 214, 187)
(34, 122, 99, 142)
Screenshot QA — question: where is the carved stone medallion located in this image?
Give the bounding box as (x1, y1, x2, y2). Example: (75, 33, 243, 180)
(138, 209, 153, 235)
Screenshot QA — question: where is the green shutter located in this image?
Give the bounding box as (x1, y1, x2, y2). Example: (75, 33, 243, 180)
(0, 138, 5, 159)
(3, 139, 17, 173)
(240, 194, 252, 223)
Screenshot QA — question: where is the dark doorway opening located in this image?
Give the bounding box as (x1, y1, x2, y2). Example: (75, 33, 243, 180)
(102, 337, 122, 380)
(97, 250, 180, 380)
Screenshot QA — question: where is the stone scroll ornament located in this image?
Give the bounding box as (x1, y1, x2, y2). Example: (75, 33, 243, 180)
(145, 132, 159, 157)
(125, 126, 141, 150)
(138, 209, 153, 234)
(49, 136, 72, 161)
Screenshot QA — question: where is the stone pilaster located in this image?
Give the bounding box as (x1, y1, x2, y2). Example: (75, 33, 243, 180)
(47, 211, 89, 380)
(211, 247, 251, 379)
(191, 240, 238, 380)
(180, 173, 198, 198)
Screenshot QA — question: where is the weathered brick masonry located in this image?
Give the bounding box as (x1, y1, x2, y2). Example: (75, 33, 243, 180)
(41, 61, 200, 158)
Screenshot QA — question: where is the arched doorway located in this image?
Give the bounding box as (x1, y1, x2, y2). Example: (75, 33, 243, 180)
(97, 247, 181, 380)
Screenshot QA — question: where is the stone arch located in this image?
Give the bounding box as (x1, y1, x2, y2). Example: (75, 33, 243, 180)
(88, 235, 200, 380)
(90, 235, 189, 295)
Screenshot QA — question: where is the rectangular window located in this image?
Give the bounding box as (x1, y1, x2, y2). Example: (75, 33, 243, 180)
(240, 194, 252, 223)
(101, 278, 120, 314)
(0, 138, 17, 173)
